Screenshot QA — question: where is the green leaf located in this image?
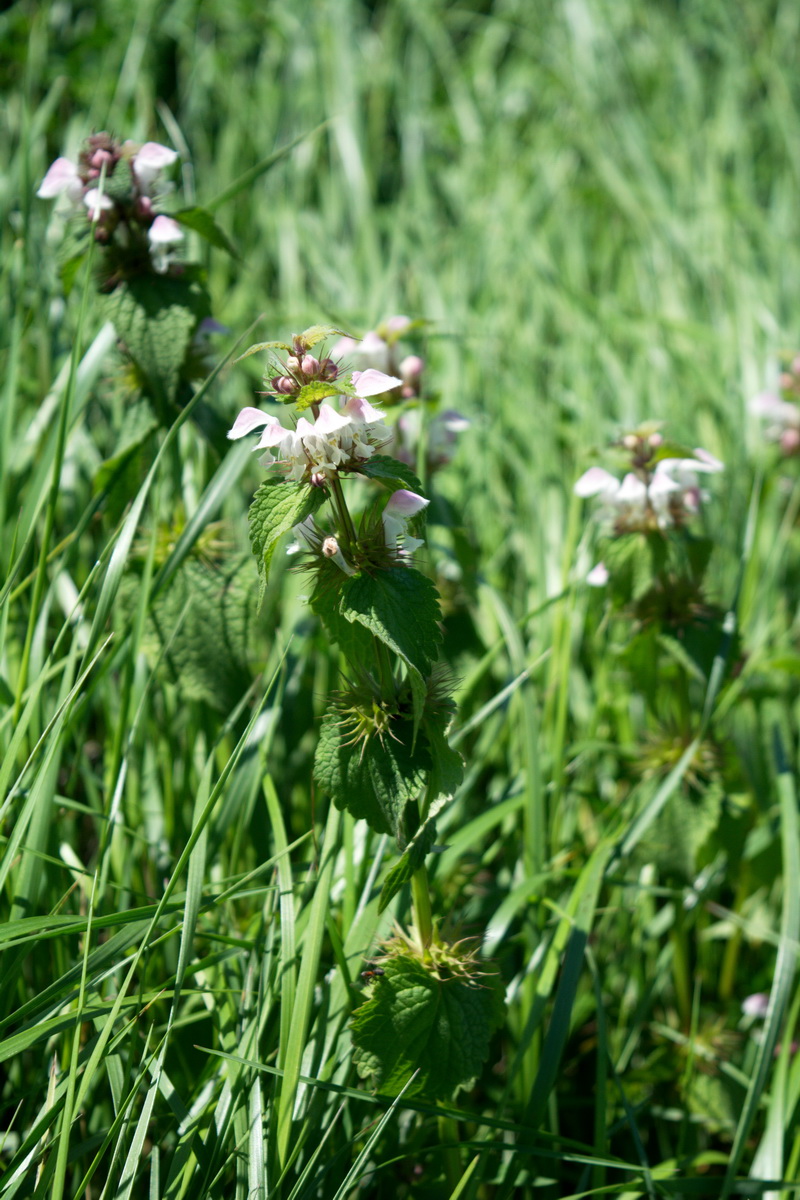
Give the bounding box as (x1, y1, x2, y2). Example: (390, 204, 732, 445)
(92, 399, 159, 522)
(351, 953, 505, 1099)
(313, 707, 430, 838)
(296, 323, 349, 350)
(424, 700, 464, 803)
(377, 794, 448, 913)
(233, 339, 293, 365)
(293, 379, 347, 413)
(172, 206, 239, 258)
(136, 557, 262, 712)
(59, 249, 88, 295)
(102, 157, 134, 202)
(638, 776, 723, 880)
(247, 479, 327, 597)
(356, 455, 425, 496)
(103, 271, 211, 404)
(340, 568, 441, 684)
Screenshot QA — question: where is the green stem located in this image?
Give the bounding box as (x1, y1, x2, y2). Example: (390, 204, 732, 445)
(437, 1113, 462, 1191)
(328, 472, 358, 553)
(411, 864, 435, 951)
(671, 901, 692, 1031)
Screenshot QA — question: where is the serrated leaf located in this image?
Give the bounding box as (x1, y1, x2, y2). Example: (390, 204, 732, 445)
(173, 206, 239, 258)
(103, 272, 211, 404)
(296, 323, 349, 350)
(356, 455, 425, 495)
(233, 339, 292, 365)
(639, 776, 723, 879)
(649, 440, 699, 465)
(378, 794, 448, 912)
(351, 954, 505, 1099)
(248, 479, 327, 597)
(293, 379, 347, 413)
(339, 568, 441, 685)
(309, 564, 377, 661)
(102, 158, 134, 202)
(132, 558, 261, 711)
(313, 708, 429, 838)
(424, 708, 464, 803)
(604, 531, 667, 604)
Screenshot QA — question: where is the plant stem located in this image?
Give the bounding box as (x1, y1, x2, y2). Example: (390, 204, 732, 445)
(328, 472, 358, 553)
(411, 864, 435, 951)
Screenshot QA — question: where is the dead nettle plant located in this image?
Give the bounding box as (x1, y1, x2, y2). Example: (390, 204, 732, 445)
(229, 324, 505, 1101)
(37, 132, 234, 436)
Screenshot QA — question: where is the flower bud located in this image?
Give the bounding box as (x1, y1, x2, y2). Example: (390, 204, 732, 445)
(286, 355, 301, 373)
(648, 432, 663, 448)
(272, 376, 297, 395)
(400, 354, 424, 383)
(321, 535, 356, 574)
(310, 471, 328, 487)
(320, 357, 338, 380)
(622, 434, 639, 451)
(300, 354, 320, 376)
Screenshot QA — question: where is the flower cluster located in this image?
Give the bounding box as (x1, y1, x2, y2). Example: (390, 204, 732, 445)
(575, 427, 723, 586)
(331, 317, 422, 399)
(750, 353, 800, 455)
(228, 368, 398, 483)
(575, 433, 723, 537)
(330, 317, 469, 472)
(37, 133, 183, 275)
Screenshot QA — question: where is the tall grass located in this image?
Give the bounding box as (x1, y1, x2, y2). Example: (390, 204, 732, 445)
(2, 0, 800, 1195)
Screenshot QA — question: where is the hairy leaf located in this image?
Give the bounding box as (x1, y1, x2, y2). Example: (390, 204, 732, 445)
(356, 455, 425, 496)
(293, 379, 347, 413)
(173, 206, 239, 258)
(296, 323, 349, 350)
(351, 953, 505, 1099)
(378, 794, 449, 913)
(248, 479, 327, 598)
(313, 708, 429, 838)
(339, 568, 441, 683)
(104, 271, 211, 404)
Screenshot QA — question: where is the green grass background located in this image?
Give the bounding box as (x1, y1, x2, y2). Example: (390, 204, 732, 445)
(2, 0, 800, 1196)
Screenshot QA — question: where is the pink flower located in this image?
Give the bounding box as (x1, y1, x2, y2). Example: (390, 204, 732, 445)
(147, 214, 184, 272)
(37, 156, 83, 203)
(227, 371, 397, 482)
(131, 142, 178, 195)
(382, 489, 429, 554)
(83, 188, 114, 221)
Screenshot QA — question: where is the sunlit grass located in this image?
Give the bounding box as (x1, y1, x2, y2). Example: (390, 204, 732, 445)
(2, 0, 800, 1195)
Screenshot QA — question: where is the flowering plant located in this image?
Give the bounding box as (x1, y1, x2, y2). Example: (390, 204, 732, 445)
(575, 425, 723, 616)
(330, 317, 470, 475)
(37, 131, 236, 431)
(750, 352, 800, 455)
(231, 324, 504, 1099)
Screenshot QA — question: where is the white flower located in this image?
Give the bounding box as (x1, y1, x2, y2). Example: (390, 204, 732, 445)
(131, 142, 178, 195)
(147, 214, 184, 273)
(382, 489, 429, 554)
(574, 448, 723, 533)
(37, 156, 83, 204)
(83, 188, 114, 221)
(586, 562, 609, 587)
(227, 370, 397, 481)
(742, 993, 769, 1019)
(750, 390, 800, 452)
